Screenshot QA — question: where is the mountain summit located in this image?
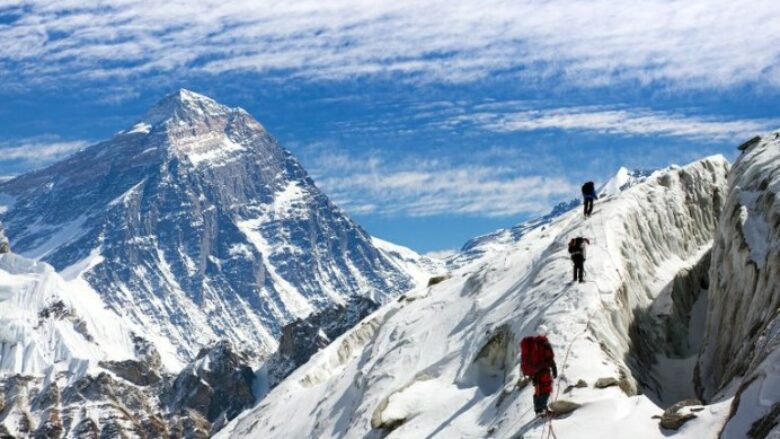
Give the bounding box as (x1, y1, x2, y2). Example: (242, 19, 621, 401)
(0, 90, 422, 367)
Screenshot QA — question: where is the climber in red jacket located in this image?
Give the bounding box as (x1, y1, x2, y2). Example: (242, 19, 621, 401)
(520, 325, 558, 415)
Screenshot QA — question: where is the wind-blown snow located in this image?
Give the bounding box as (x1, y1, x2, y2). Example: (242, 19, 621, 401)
(218, 156, 730, 439)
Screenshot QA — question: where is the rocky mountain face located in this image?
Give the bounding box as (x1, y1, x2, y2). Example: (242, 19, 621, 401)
(0, 249, 260, 437)
(0, 89, 419, 367)
(0, 90, 437, 438)
(264, 296, 379, 389)
(696, 131, 780, 438)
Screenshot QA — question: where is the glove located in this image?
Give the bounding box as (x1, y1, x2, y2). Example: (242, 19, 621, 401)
(551, 363, 558, 379)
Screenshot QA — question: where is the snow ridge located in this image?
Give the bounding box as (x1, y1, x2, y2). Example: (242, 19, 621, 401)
(218, 156, 731, 439)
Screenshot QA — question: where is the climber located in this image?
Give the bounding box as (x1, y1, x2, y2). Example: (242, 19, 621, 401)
(568, 237, 590, 283)
(581, 181, 597, 217)
(520, 326, 558, 416)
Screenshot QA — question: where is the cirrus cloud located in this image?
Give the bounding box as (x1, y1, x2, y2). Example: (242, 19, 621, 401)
(0, 0, 779, 91)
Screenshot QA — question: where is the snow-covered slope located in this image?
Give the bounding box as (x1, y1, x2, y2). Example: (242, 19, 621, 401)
(448, 167, 650, 270)
(697, 131, 780, 438)
(0, 252, 136, 377)
(0, 90, 422, 366)
(218, 156, 732, 439)
(372, 237, 446, 286)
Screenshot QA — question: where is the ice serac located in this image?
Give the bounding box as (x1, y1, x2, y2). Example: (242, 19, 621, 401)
(0, 89, 418, 366)
(217, 156, 731, 439)
(697, 132, 780, 439)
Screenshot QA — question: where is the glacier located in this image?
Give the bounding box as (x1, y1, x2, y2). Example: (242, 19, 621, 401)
(218, 156, 745, 439)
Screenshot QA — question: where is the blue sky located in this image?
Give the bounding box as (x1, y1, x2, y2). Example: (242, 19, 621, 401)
(1, 1, 779, 254)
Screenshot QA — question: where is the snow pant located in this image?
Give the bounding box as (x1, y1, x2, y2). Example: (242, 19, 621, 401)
(583, 195, 595, 216)
(533, 371, 553, 413)
(572, 254, 585, 282)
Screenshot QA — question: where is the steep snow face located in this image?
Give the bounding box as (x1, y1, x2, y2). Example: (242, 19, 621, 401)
(0, 252, 136, 377)
(218, 156, 730, 439)
(697, 132, 780, 438)
(0, 89, 418, 366)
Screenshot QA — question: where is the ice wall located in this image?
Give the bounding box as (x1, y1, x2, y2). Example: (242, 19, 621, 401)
(697, 132, 780, 438)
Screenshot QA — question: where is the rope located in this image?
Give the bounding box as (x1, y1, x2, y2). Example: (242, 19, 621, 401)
(542, 314, 594, 439)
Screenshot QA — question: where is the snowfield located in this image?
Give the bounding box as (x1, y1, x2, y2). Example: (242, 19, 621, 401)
(218, 156, 741, 439)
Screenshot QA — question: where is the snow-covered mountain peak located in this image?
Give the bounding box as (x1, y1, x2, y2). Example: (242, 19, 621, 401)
(0, 90, 427, 370)
(142, 88, 234, 126)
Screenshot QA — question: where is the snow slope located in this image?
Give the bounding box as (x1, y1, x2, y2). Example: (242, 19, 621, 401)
(372, 237, 446, 286)
(448, 167, 650, 270)
(698, 131, 780, 438)
(218, 156, 731, 439)
(0, 252, 136, 377)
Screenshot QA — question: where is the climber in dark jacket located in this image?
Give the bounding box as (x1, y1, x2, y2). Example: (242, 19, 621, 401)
(568, 237, 590, 283)
(581, 181, 597, 217)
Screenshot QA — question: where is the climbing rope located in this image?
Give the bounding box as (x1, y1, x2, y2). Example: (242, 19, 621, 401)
(541, 313, 594, 439)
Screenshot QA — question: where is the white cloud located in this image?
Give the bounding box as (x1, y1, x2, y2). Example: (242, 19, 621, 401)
(305, 147, 576, 218)
(0, 137, 89, 164)
(449, 106, 779, 141)
(1, 0, 779, 90)
(425, 249, 457, 260)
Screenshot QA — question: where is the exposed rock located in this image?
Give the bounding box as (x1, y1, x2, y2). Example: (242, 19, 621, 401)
(516, 377, 531, 390)
(747, 403, 780, 439)
(737, 135, 762, 151)
(549, 400, 581, 415)
(427, 274, 451, 287)
(564, 379, 588, 393)
(166, 340, 255, 423)
(99, 360, 161, 386)
(659, 399, 702, 430)
(37, 300, 71, 321)
(266, 296, 378, 387)
(594, 377, 619, 389)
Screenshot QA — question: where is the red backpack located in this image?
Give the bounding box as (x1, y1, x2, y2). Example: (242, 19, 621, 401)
(520, 336, 552, 376)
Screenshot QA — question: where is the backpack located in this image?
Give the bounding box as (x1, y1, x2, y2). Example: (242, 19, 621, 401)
(581, 181, 595, 196)
(568, 237, 584, 255)
(520, 336, 552, 376)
